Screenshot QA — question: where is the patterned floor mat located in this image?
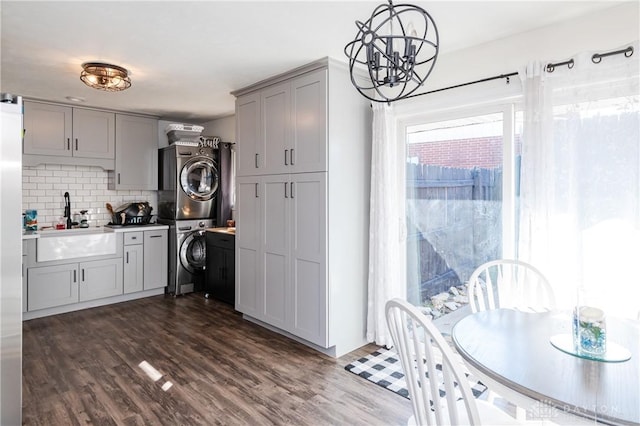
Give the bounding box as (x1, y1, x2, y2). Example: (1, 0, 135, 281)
(345, 347, 487, 402)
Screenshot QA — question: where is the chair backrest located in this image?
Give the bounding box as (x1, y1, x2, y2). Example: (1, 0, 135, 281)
(385, 298, 482, 426)
(467, 259, 555, 313)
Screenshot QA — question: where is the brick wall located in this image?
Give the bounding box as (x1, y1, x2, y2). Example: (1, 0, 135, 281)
(22, 164, 157, 229)
(407, 136, 522, 168)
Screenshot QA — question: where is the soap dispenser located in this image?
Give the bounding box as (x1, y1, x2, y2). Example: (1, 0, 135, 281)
(79, 210, 89, 228)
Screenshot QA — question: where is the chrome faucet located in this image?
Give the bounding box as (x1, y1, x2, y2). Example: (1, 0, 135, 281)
(64, 192, 72, 229)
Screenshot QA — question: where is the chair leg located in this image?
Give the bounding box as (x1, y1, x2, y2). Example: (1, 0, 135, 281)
(487, 390, 526, 421)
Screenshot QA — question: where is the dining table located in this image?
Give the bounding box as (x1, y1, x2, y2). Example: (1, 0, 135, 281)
(451, 309, 640, 425)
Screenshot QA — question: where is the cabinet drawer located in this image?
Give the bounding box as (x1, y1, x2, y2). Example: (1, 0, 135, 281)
(124, 232, 143, 245)
(206, 232, 235, 250)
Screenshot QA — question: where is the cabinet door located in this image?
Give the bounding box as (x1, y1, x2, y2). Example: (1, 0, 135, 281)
(290, 172, 328, 346)
(79, 258, 123, 302)
(262, 175, 291, 328)
(144, 230, 168, 290)
(72, 108, 115, 159)
(291, 69, 328, 173)
(124, 245, 144, 293)
(23, 102, 72, 156)
(235, 177, 262, 317)
(236, 92, 262, 176)
(27, 264, 79, 311)
(22, 242, 28, 313)
(222, 246, 236, 305)
(113, 114, 159, 190)
(262, 82, 291, 175)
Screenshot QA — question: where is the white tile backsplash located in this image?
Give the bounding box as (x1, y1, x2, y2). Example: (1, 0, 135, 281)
(22, 164, 158, 229)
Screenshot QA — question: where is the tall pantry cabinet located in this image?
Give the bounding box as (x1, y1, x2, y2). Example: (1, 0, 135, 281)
(233, 58, 371, 357)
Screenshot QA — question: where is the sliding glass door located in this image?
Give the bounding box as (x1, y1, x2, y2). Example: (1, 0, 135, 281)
(405, 109, 521, 306)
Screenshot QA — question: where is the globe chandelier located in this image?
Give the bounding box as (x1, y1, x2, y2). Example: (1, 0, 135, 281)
(344, 0, 439, 103)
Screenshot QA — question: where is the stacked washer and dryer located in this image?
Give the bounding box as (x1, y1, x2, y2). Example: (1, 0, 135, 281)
(157, 124, 233, 296)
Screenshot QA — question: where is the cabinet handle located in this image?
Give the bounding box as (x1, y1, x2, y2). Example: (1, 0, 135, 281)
(284, 149, 289, 166)
(67, 138, 71, 150)
(149, 235, 161, 239)
(291, 182, 295, 199)
(126, 252, 129, 263)
(117, 173, 121, 184)
(291, 148, 295, 165)
(75, 138, 78, 151)
(255, 153, 259, 168)
(284, 182, 289, 198)
(255, 183, 259, 198)
(73, 270, 76, 283)
(82, 269, 85, 282)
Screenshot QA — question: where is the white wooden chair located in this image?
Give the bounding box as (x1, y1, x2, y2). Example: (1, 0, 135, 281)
(467, 259, 555, 420)
(468, 259, 555, 314)
(385, 298, 521, 426)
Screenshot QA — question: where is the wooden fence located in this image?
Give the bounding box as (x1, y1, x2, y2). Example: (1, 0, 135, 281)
(406, 163, 502, 304)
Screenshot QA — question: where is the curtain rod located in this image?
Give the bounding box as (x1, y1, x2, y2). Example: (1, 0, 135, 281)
(398, 45, 635, 102)
(403, 72, 519, 100)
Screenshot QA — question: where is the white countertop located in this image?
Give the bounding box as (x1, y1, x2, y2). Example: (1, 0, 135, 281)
(104, 224, 169, 233)
(21, 231, 40, 240)
(21, 224, 169, 239)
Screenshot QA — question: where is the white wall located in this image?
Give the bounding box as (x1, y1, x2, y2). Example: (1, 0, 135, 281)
(202, 115, 235, 142)
(198, 3, 639, 145)
(22, 164, 157, 228)
(420, 2, 639, 96)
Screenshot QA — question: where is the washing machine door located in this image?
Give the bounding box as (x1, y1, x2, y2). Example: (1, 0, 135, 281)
(179, 231, 207, 274)
(180, 156, 219, 201)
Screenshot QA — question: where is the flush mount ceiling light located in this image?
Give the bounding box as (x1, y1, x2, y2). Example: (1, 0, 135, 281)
(80, 62, 131, 92)
(344, 0, 439, 103)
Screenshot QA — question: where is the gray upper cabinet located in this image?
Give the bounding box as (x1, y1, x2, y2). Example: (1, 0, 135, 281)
(236, 92, 262, 176)
(23, 102, 72, 157)
(290, 69, 327, 174)
(261, 81, 291, 175)
(72, 108, 115, 159)
(23, 101, 115, 169)
(235, 68, 328, 177)
(108, 114, 158, 190)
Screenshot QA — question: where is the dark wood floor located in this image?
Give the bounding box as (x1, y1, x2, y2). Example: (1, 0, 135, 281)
(22, 293, 412, 425)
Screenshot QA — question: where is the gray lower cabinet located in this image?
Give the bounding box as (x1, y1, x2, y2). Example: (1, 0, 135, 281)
(123, 244, 144, 293)
(143, 230, 167, 290)
(123, 232, 144, 293)
(22, 228, 167, 319)
(121, 229, 168, 291)
(27, 258, 122, 310)
(27, 263, 79, 311)
(78, 258, 123, 302)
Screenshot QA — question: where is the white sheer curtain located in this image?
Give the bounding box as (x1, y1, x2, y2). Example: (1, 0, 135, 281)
(367, 102, 406, 347)
(518, 42, 639, 318)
